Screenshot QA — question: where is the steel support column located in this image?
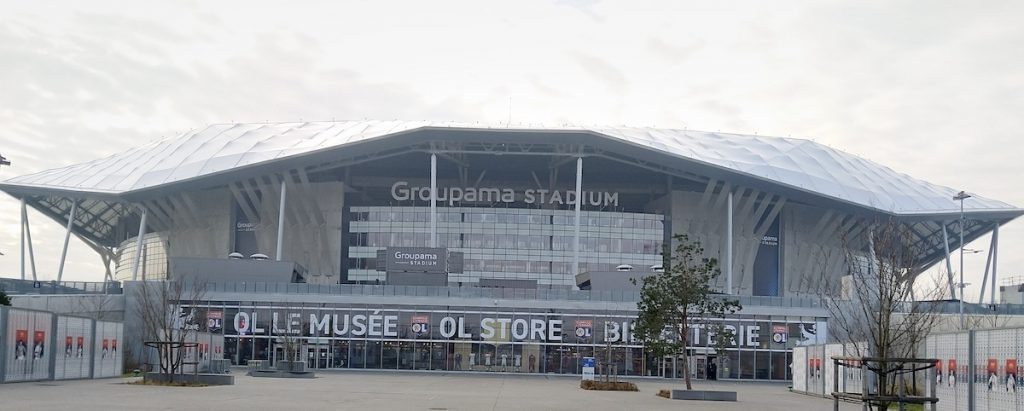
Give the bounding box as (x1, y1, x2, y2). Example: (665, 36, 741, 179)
(978, 231, 996, 304)
(959, 212, 966, 329)
(573, 157, 583, 276)
(991, 224, 999, 305)
(24, 204, 38, 282)
(131, 207, 148, 281)
(20, 198, 25, 280)
(56, 201, 77, 282)
(276, 180, 287, 261)
(942, 224, 956, 298)
(430, 153, 437, 248)
(726, 190, 733, 295)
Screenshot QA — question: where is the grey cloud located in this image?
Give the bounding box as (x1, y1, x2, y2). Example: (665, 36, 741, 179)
(570, 52, 628, 95)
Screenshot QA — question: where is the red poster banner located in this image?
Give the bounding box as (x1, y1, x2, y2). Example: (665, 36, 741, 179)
(14, 329, 28, 360)
(33, 331, 45, 359)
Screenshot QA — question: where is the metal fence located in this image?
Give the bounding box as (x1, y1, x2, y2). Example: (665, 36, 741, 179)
(0, 276, 823, 308)
(195, 281, 824, 308)
(0, 278, 121, 295)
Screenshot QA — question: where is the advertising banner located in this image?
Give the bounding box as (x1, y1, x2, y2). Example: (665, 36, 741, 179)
(574, 320, 593, 343)
(232, 196, 260, 257)
(752, 216, 781, 296)
(93, 321, 123, 378)
(4, 308, 53, 382)
(581, 357, 595, 381)
(411, 316, 430, 337)
(55, 316, 92, 380)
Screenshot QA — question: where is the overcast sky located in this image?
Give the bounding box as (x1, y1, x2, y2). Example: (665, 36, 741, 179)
(0, 1, 1021, 301)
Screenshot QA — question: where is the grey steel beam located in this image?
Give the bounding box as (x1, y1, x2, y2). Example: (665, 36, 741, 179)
(727, 190, 733, 295)
(275, 180, 287, 261)
(942, 224, 956, 298)
(131, 206, 148, 281)
(56, 200, 78, 282)
(573, 157, 583, 277)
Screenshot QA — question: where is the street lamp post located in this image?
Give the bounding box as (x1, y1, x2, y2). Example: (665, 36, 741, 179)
(954, 190, 971, 329)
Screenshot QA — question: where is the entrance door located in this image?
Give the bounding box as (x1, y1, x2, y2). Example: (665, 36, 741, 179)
(693, 355, 707, 380)
(306, 345, 330, 369)
(661, 355, 682, 378)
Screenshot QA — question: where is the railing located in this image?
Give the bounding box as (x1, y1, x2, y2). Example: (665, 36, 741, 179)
(0, 276, 824, 308)
(195, 281, 825, 308)
(0, 278, 122, 295)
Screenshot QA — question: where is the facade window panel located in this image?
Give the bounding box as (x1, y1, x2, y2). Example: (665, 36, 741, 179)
(755, 351, 770, 380)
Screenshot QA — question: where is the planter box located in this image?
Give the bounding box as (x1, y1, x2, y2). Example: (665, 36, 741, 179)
(670, 390, 737, 401)
(276, 361, 306, 373)
(144, 372, 234, 386)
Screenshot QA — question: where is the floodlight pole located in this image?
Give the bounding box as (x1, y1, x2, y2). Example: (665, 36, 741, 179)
(955, 191, 971, 330)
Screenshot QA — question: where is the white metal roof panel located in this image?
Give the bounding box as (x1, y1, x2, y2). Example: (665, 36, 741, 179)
(2, 120, 1017, 216)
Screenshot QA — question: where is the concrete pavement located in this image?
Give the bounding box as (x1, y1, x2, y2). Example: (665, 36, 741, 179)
(0, 369, 860, 410)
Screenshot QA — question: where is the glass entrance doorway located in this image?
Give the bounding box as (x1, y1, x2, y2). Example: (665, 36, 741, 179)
(662, 355, 715, 380)
(306, 345, 331, 369)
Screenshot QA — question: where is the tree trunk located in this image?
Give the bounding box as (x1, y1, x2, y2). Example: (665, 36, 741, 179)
(682, 322, 692, 390)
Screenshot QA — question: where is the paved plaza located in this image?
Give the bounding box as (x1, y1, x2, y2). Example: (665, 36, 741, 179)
(0, 370, 860, 410)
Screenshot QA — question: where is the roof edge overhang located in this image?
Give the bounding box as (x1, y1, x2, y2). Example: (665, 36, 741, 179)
(1, 126, 1021, 221)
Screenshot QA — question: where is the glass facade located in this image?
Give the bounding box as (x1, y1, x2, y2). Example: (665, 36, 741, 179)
(113, 233, 169, 281)
(200, 301, 826, 381)
(347, 206, 664, 286)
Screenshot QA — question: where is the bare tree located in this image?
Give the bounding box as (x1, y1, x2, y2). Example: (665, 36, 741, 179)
(74, 294, 119, 321)
(134, 280, 207, 380)
(818, 219, 944, 410)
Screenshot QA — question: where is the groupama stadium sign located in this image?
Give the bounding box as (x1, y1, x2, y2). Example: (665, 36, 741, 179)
(391, 181, 619, 207)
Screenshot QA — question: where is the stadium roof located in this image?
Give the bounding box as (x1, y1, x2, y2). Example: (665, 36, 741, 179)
(1, 120, 1019, 219)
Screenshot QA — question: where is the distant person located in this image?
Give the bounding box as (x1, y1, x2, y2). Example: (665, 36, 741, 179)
(989, 372, 998, 391)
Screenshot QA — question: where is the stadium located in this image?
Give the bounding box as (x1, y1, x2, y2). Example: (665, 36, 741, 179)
(1, 120, 1020, 381)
